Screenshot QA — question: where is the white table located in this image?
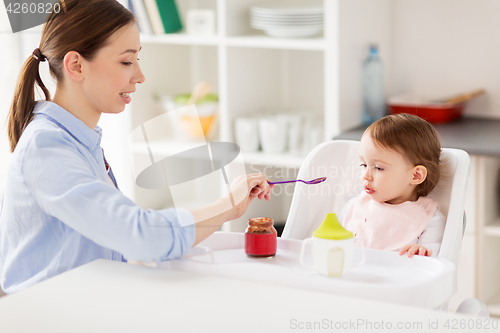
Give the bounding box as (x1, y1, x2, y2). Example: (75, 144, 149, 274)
(162, 232, 456, 309)
(0, 259, 498, 332)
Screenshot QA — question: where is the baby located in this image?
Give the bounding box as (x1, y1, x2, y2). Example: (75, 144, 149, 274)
(339, 113, 445, 257)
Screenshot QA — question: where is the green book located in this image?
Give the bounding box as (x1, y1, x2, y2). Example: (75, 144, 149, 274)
(156, 0, 183, 33)
(144, 0, 182, 34)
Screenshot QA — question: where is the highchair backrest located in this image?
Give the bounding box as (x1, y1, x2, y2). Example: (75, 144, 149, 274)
(281, 140, 471, 266)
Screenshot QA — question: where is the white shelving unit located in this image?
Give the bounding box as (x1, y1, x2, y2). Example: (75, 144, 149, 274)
(446, 154, 500, 317)
(475, 156, 500, 317)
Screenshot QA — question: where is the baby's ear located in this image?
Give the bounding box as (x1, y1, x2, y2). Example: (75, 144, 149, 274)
(410, 165, 427, 185)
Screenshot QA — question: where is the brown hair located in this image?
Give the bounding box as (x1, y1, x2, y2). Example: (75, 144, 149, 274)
(366, 113, 441, 198)
(7, 0, 135, 152)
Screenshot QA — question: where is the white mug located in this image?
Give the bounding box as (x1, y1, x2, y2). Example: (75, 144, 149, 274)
(286, 114, 303, 154)
(300, 236, 365, 276)
(258, 117, 288, 154)
(234, 117, 260, 152)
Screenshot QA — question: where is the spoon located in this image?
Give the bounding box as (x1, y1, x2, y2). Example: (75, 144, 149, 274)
(268, 177, 327, 185)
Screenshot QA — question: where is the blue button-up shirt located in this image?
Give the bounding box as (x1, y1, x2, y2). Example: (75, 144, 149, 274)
(0, 101, 195, 294)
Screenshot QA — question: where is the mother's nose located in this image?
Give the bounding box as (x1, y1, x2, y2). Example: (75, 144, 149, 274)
(134, 65, 146, 84)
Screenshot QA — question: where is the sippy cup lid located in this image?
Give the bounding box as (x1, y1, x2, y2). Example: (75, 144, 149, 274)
(313, 213, 353, 240)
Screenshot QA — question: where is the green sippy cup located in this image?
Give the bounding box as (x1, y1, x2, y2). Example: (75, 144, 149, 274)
(300, 213, 365, 276)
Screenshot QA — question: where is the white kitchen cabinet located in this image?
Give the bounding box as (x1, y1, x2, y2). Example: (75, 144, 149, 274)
(475, 156, 500, 316)
(433, 154, 500, 316)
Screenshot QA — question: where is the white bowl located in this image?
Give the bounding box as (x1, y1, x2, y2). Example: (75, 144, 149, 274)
(251, 4, 323, 15)
(251, 12, 323, 17)
(251, 12, 324, 19)
(251, 14, 323, 20)
(251, 19, 323, 27)
(251, 22, 324, 29)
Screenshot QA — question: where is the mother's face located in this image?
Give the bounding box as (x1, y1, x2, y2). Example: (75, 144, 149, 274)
(80, 22, 145, 116)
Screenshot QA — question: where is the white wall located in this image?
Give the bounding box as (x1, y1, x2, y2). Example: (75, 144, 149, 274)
(391, 0, 500, 118)
(338, 0, 393, 132)
(337, 0, 500, 133)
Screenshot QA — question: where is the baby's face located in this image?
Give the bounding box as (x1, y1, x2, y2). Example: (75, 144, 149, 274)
(359, 133, 417, 204)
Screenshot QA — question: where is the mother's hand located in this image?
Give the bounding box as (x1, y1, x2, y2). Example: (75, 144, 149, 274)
(191, 173, 274, 246)
(226, 173, 275, 221)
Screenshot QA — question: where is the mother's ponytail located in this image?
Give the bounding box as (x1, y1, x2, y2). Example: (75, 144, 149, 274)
(8, 48, 51, 152)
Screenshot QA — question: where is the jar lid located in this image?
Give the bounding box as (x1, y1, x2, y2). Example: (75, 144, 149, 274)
(248, 217, 273, 225)
(312, 213, 353, 240)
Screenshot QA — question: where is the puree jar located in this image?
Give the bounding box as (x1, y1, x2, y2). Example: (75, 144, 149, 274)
(245, 217, 277, 258)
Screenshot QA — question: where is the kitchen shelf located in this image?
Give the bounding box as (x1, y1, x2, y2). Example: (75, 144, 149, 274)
(225, 35, 325, 51)
(140, 33, 220, 46)
(140, 34, 324, 51)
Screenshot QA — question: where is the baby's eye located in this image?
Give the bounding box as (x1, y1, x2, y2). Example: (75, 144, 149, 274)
(359, 163, 367, 168)
(374, 166, 384, 171)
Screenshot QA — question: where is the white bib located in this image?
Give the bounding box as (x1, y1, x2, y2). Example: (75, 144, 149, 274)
(343, 192, 438, 251)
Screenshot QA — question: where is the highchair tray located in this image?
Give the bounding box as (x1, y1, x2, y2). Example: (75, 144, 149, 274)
(158, 232, 455, 309)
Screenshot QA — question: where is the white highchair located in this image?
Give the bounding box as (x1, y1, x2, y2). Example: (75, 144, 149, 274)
(281, 140, 489, 317)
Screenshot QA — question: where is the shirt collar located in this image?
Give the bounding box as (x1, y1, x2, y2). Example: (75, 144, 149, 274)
(33, 101, 102, 150)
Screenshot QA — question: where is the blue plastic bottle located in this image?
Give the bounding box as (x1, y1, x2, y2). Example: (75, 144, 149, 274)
(362, 44, 386, 125)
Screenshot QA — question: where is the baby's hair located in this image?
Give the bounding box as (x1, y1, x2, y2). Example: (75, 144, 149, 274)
(365, 113, 441, 198)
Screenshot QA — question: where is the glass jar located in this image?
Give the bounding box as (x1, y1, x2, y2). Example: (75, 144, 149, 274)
(245, 217, 277, 258)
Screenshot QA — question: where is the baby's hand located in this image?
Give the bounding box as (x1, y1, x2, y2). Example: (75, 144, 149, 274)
(399, 244, 432, 257)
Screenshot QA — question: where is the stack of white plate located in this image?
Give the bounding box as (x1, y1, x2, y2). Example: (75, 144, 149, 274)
(250, 4, 323, 38)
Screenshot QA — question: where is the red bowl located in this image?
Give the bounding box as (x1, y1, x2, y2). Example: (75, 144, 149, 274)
(388, 95, 465, 124)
